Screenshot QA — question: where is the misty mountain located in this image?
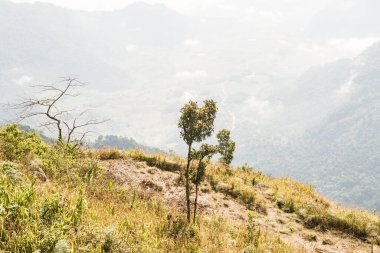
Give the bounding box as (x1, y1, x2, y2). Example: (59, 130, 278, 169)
(91, 135, 165, 154)
(239, 42, 380, 210)
(307, 0, 380, 39)
(0, 0, 187, 93)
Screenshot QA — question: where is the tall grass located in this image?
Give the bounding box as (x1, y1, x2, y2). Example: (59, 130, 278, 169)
(266, 177, 380, 240)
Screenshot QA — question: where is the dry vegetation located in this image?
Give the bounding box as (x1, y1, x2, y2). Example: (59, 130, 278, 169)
(1, 124, 379, 252)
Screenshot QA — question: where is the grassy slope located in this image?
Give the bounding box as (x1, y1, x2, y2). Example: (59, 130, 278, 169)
(0, 124, 379, 252)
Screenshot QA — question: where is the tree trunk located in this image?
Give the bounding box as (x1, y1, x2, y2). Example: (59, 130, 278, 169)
(193, 181, 199, 223)
(185, 144, 192, 222)
(193, 158, 203, 223)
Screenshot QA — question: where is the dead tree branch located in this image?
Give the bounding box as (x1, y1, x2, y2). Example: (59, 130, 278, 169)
(10, 77, 107, 146)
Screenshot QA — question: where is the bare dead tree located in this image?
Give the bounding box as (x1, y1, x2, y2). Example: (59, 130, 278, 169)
(10, 77, 107, 147)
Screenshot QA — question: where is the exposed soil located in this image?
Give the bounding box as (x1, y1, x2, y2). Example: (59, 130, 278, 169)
(101, 159, 379, 253)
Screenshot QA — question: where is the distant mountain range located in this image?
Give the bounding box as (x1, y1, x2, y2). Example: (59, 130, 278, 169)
(238, 42, 380, 210)
(0, 0, 188, 92)
(92, 135, 165, 154)
(20, 124, 165, 154)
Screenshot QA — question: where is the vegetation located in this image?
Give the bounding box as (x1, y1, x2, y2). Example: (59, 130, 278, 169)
(178, 100, 218, 222)
(125, 149, 380, 244)
(191, 144, 217, 222)
(216, 129, 236, 165)
(0, 124, 305, 252)
(1, 122, 379, 251)
(267, 176, 380, 240)
(177, 100, 237, 223)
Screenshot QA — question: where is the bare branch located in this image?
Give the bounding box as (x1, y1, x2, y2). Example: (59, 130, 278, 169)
(9, 77, 105, 147)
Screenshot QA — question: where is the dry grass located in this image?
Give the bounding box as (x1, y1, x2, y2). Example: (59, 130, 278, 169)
(206, 164, 268, 214)
(3, 125, 378, 252)
(0, 125, 301, 252)
(85, 147, 126, 160)
(265, 177, 380, 240)
(127, 150, 380, 243)
(127, 149, 184, 172)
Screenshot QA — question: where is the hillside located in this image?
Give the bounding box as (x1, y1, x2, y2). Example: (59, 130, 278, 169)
(1, 124, 380, 252)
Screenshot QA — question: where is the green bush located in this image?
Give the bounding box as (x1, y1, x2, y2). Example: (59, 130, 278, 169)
(0, 163, 86, 252)
(40, 194, 63, 225)
(0, 124, 47, 162)
(0, 161, 23, 183)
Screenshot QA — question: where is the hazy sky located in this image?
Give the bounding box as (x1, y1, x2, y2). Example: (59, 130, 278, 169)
(10, 0, 329, 17)
(4, 0, 380, 150)
(11, 0, 251, 13)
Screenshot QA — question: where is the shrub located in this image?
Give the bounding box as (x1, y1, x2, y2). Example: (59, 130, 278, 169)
(97, 148, 126, 160)
(0, 124, 47, 163)
(206, 165, 267, 214)
(127, 149, 183, 172)
(276, 198, 296, 213)
(0, 161, 23, 183)
(301, 209, 373, 239)
(40, 194, 63, 225)
(39, 144, 101, 183)
(0, 165, 86, 252)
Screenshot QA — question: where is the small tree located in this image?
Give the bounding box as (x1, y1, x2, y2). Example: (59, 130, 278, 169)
(10, 77, 106, 148)
(178, 100, 217, 222)
(191, 144, 217, 222)
(216, 129, 236, 165)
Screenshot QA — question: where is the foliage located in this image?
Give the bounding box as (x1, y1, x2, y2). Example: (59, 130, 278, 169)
(0, 162, 86, 252)
(178, 100, 218, 147)
(191, 144, 218, 222)
(178, 99, 218, 222)
(216, 129, 236, 165)
(0, 124, 47, 162)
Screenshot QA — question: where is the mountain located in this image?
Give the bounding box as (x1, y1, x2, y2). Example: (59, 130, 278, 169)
(238, 42, 380, 210)
(307, 0, 380, 39)
(91, 135, 166, 154)
(0, 0, 187, 93)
